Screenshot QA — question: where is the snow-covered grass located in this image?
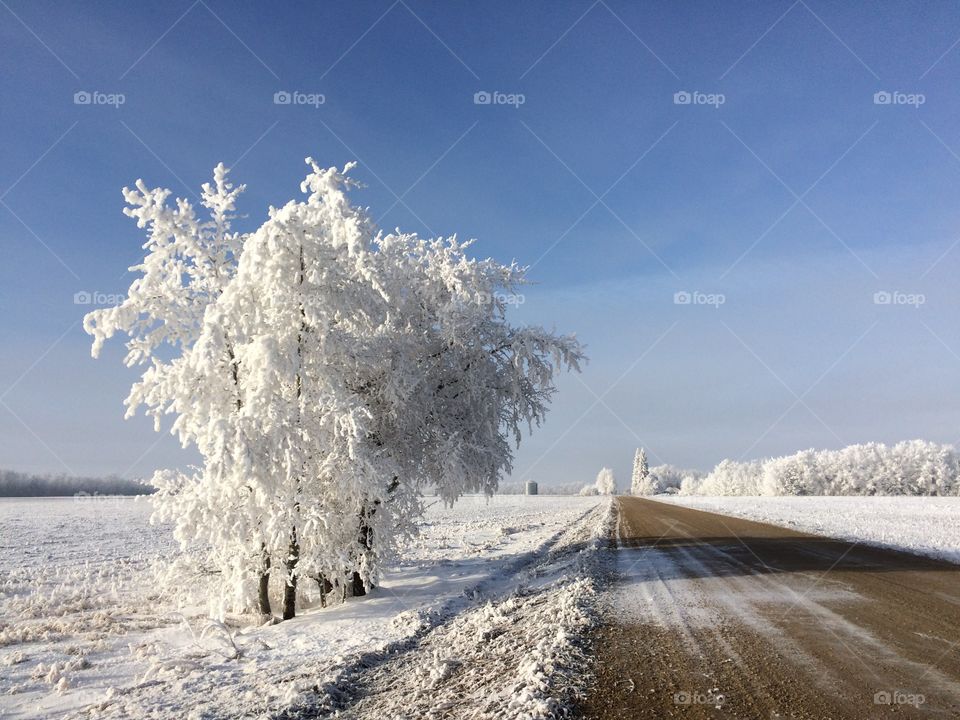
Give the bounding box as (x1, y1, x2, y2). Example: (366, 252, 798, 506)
(0, 494, 609, 719)
(657, 495, 960, 564)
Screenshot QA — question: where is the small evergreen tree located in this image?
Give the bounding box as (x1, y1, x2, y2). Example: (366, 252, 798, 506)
(630, 448, 653, 495)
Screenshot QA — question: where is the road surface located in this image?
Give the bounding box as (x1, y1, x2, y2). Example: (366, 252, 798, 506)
(580, 497, 960, 719)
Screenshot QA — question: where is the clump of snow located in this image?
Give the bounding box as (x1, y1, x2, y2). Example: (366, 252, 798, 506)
(2, 651, 26, 666)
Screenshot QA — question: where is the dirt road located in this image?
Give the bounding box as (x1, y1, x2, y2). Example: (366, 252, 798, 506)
(580, 497, 960, 719)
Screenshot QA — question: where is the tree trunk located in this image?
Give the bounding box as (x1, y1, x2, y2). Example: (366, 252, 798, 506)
(257, 544, 272, 616)
(281, 245, 307, 622)
(315, 574, 333, 607)
(351, 510, 374, 596)
(282, 527, 299, 620)
(349, 480, 398, 598)
(351, 570, 366, 597)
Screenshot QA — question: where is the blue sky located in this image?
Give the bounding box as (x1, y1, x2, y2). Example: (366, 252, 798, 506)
(2, 0, 960, 486)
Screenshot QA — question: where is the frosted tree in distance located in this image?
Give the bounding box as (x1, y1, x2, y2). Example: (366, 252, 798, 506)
(86, 158, 584, 620)
(595, 467, 617, 495)
(630, 448, 654, 495)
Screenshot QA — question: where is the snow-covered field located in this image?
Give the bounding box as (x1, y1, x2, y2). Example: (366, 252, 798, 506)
(658, 495, 960, 564)
(0, 495, 610, 719)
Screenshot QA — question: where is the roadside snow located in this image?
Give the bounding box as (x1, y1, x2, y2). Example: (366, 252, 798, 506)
(0, 495, 608, 719)
(314, 495, 613, 719)
(657, 495, 960, 564)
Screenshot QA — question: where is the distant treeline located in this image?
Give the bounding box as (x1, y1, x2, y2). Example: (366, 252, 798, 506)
(0, 469, 152, 497)
(494, 481, 586, 495)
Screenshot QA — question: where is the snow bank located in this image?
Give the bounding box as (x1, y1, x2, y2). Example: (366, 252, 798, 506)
(299, 495, 614, 720)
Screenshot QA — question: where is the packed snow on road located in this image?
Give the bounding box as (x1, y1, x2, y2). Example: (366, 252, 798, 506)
(0, 495, 611, 719)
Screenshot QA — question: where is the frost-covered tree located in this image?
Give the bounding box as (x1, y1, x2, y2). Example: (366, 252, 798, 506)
(630, 448, 654, 495)
(678, 474, 702, 495)
(87, 158, 584, 620)
(594, 467, 617, 495)
(649, 464, 703, 494)
(698, 459, 763, 496)
(82, 164, 272, 614)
